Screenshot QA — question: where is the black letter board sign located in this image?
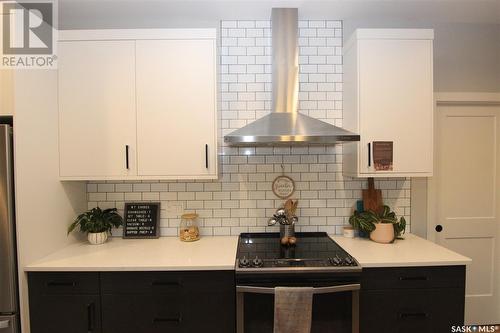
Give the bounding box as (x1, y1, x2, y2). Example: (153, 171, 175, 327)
(123, 202, 160, 239)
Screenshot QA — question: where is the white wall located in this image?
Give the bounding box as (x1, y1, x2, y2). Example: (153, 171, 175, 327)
(59, 0, 500, 92)
(13, 70, 87, 333)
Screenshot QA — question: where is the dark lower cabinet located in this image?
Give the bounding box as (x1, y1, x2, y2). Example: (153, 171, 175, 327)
(102, 294, 182, 333)
(360, 266, 466, 333)
(100, 271, 235, 333)
(29, 294, 101, 333)
(28, 273, 101, 333)
(28, 270, 235, 333)
(28, 266, 464, 333)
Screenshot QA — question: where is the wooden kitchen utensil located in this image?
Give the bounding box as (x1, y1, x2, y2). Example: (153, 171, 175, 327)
(284, 199, 293, 216)
(284, 199, 298, 218)
(362, 178, 383, 213)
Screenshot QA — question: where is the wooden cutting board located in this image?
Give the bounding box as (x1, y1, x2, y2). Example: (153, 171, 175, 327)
(362, 177, 383, 213)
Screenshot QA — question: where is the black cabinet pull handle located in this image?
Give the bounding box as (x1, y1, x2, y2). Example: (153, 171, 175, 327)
(153, 316, 182, 324)
(205, 144, 209, 169)
(435, 224, 443, 232)
(151, 281, 181, 287)
(399, 312, 428, 319)
(47, 281, 76, 287)
(87, 302, 95, 332)
(125, 145, 129, 170)
(399, 276, 428, 281)
(368, 142, 371, 167)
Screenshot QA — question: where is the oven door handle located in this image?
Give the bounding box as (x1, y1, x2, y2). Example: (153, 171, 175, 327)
(236, 283, 360, 294)
(236, 284, 360, 333)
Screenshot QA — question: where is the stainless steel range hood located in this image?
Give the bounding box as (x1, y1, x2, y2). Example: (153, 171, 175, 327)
(224, 8, 360, 146)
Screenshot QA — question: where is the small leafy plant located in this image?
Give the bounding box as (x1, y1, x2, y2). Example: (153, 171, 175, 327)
(349, 205, 406, 239)
(68, 207, 123, 235)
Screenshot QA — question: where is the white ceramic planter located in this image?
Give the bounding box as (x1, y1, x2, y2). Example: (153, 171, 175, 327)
(88, 231, 108, 245)
(370, 223, 395, 244)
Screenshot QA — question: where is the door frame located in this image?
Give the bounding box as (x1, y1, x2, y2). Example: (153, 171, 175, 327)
(427, 92, 500, 242)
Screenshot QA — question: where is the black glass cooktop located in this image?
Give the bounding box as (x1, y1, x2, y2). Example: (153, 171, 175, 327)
(236, 232, 359, 271)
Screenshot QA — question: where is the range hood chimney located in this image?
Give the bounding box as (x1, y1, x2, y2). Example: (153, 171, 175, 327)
(224, 8, 360, 146)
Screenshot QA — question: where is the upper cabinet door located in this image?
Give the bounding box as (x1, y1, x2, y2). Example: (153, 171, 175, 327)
(58, 41, 137, 179)
(343, 29, 434, 178)
(135, 39, 217, 179)
(358, 39, 433, 175)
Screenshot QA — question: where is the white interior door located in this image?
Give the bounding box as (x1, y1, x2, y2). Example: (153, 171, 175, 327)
(58, 40, 137, 178)
(432, 102, 500, 324)
(135, 39, 217, 178)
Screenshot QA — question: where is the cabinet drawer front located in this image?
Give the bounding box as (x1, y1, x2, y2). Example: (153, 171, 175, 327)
(361, 266, 465, 290)
(361, 288, 464, 333)
(28, 272, 99, 295)
(101, 272, 183, 294)
(102, 294, 182, 333)
(101, 271, 235, 294)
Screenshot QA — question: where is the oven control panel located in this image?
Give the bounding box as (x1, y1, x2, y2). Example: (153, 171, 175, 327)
(237, 255, 358, 269)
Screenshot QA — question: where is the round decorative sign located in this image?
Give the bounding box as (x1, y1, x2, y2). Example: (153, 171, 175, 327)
(272, 175, 295, 199)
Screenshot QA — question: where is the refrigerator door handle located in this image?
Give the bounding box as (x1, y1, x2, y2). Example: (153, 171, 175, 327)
(0, 125, 17, 314)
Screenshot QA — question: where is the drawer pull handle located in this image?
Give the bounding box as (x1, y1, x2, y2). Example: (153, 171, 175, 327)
(399, 276, 428, 281)
(47, 281, 77, 287)
(151, 281, 181, 287)
(87, 302, 95, 332)
(153, 316, 182, 324)
(368, 142, 371, 167)
(205, 144, 209, 169)
(125, 145, 130, 170)
(399, 312, 428, 319)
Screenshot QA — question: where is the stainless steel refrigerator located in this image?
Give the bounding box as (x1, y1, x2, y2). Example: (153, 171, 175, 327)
(0, 124, 18, 333)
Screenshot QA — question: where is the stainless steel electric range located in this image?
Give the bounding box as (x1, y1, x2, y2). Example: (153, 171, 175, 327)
(235, 232, 362, 333)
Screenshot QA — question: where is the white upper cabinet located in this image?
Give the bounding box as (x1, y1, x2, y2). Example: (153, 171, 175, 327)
(57, 29, 218, 180)
(58, 40, 137, 178)
(343, 29, 434, 178)
(136, 39, 217, 178)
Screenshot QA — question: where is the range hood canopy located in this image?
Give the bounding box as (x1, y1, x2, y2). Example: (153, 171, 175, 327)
(224, 8, 360, 146)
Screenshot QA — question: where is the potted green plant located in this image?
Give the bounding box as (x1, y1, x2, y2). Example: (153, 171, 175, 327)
(68, 207, 123, 245)
(349, 205, 406, 243)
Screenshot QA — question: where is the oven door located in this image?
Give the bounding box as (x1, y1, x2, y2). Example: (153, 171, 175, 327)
(236, 283, 360, 333)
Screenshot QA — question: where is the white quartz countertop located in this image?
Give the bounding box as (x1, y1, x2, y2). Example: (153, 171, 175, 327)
(25, 233, 471, 272)
(25, 236, 238, 272)
(330, 234, 471, 267)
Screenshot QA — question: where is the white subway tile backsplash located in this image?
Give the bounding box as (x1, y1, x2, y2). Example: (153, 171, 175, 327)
(87, 183, 97, 192)
(238, 21, 255, 28)
(308, 21, 326, 28)
(221, 21, 237, 28)
(87, 20, 410, 237)
(228, 28, 246, 37)
(98, 183, 114, 192)
(124, 192, 142, 201)
(255, 21, 271, 28)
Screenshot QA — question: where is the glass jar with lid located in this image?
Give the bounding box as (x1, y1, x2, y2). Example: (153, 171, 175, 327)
(179, 213, 200, 242)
